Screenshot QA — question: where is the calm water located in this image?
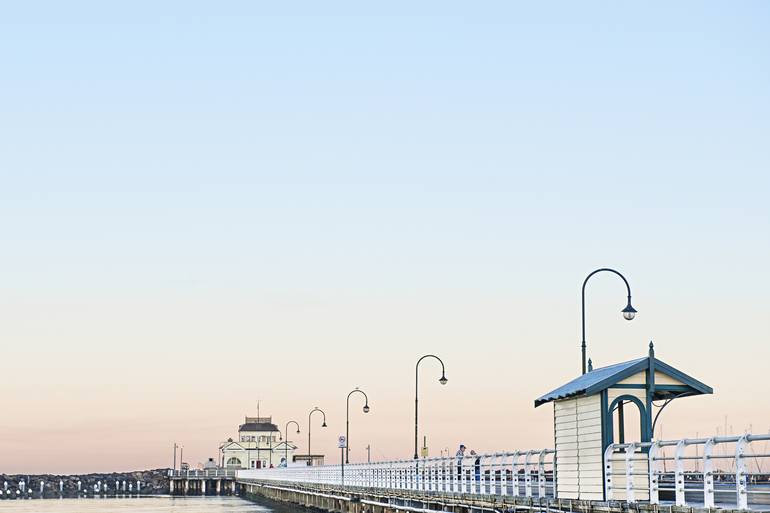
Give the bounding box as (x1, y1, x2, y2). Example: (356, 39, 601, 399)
(0, 496, 271, 512)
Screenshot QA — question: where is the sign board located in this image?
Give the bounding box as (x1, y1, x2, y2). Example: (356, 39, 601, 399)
(338, 435, 347, 448)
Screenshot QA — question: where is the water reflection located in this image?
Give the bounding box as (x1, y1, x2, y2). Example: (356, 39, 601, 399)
(0, 496, 270, 512)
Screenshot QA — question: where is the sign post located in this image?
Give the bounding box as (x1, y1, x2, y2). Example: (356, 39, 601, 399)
(338, 435, 347, 486)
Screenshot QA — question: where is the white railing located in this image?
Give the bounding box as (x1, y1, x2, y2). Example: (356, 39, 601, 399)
(238, 450, 556, 498)
(169, 468, 237, 478)
(605, 434, 770, 510)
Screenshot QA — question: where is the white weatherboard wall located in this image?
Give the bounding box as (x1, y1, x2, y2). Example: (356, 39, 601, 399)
(554, 395, 603, 500)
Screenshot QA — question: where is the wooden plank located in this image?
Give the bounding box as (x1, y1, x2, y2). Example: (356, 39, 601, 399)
(573, 410, 602, 423)
(576, 395, 600, 406)
(555, 400, 578, 411)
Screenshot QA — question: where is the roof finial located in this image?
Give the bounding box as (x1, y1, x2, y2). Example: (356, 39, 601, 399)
(587, 358, 593, 372)
(649, 340, 655, 358)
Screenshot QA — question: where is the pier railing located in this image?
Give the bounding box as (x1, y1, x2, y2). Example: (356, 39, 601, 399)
(605, 434, 770, 510)
(238, 449, 556, 498)
(169, 469, 237, 478)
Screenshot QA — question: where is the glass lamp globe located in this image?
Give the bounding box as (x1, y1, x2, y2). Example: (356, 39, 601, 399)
(363, 405, 370, 413)
(622, 304, 637, 321)
(439, 375, 448, 385)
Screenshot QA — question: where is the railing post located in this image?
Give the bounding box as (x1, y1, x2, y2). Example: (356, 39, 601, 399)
(524, 450, 534, 498)
(674, 439, 687, 507)
(703, 438, 715, 508)
(625, 443, 637, 503)
(512, 451, 521, 497)
(490, 453, 499, 496)
(500, 453, 508, 496)
(538, 450, 547, 499)
(441, 455, 452, 493)
(452, 454, 459, 493)
(603, 444, 615, 501)
(736, 435, 749, 510)
(648, 441, 661, 505)
(460, 455, 466, 494)
(470, 455, 477, 495)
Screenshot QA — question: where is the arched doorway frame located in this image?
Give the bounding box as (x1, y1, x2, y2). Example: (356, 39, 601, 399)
(606, 394, 651, 445)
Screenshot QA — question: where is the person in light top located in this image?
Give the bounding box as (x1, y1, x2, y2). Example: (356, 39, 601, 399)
(455, 444, 466, 479)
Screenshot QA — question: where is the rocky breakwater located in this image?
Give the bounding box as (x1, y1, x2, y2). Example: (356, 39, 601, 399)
(0, 468, 170, 499)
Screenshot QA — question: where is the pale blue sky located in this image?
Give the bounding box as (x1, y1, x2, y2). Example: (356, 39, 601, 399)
(1, 2, 769, 472)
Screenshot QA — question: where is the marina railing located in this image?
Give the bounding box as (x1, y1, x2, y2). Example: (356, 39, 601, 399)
(605, 433, 770, 510)
(237, 449, 556, 499)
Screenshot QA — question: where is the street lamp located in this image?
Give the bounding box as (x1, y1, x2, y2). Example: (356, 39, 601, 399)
(280, 420, 300, 467)
(414, 354, 448, 459)
(581, 268, 637, 374)
(307, 407, 327, 458)
(346, 387, 370, 463)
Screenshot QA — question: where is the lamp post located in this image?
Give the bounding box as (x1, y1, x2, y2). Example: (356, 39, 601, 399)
(307, 407, 327, 459)
(581, 268, 637, 374)
(346, 387, 370, 463)
(281, 420, 300, 467)
(414, 354, 448, 459)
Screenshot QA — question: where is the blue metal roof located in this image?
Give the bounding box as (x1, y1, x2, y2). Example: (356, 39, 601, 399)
(534, 356, 712, 407)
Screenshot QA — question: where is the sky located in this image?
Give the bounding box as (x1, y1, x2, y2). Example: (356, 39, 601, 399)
(1, 1, 769, 474)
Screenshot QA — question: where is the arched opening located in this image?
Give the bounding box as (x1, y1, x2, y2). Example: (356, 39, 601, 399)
(226, 457, 242, 468)
(608, 395, 650, 444)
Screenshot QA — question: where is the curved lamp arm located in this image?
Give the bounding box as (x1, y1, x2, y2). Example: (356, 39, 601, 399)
(347, 388, 370, 411)
(282, 420, 300, 440)
(309, 407, 327, 427)
(581, 268, 637, 374)
(416, 355, 448, 384)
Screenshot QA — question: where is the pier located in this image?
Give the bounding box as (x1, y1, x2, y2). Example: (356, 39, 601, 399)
(168, 469, 238, 496)
(234, 433, 770, 513)
(219, 344, 770, 512)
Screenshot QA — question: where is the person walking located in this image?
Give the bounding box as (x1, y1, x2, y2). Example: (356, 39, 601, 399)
(455, 444, 466, 481)
(470, 450, 481, 484)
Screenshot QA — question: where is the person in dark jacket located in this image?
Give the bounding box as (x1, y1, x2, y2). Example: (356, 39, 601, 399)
(471, 450, 481, 483)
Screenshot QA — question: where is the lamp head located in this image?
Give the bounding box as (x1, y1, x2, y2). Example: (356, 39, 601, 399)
(622, 303, 637, 321)
(439, 375, 448, 385)
(296, 429, 301, 434)
(322, 421, 327, 428)
(363, 404, 370, 413)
